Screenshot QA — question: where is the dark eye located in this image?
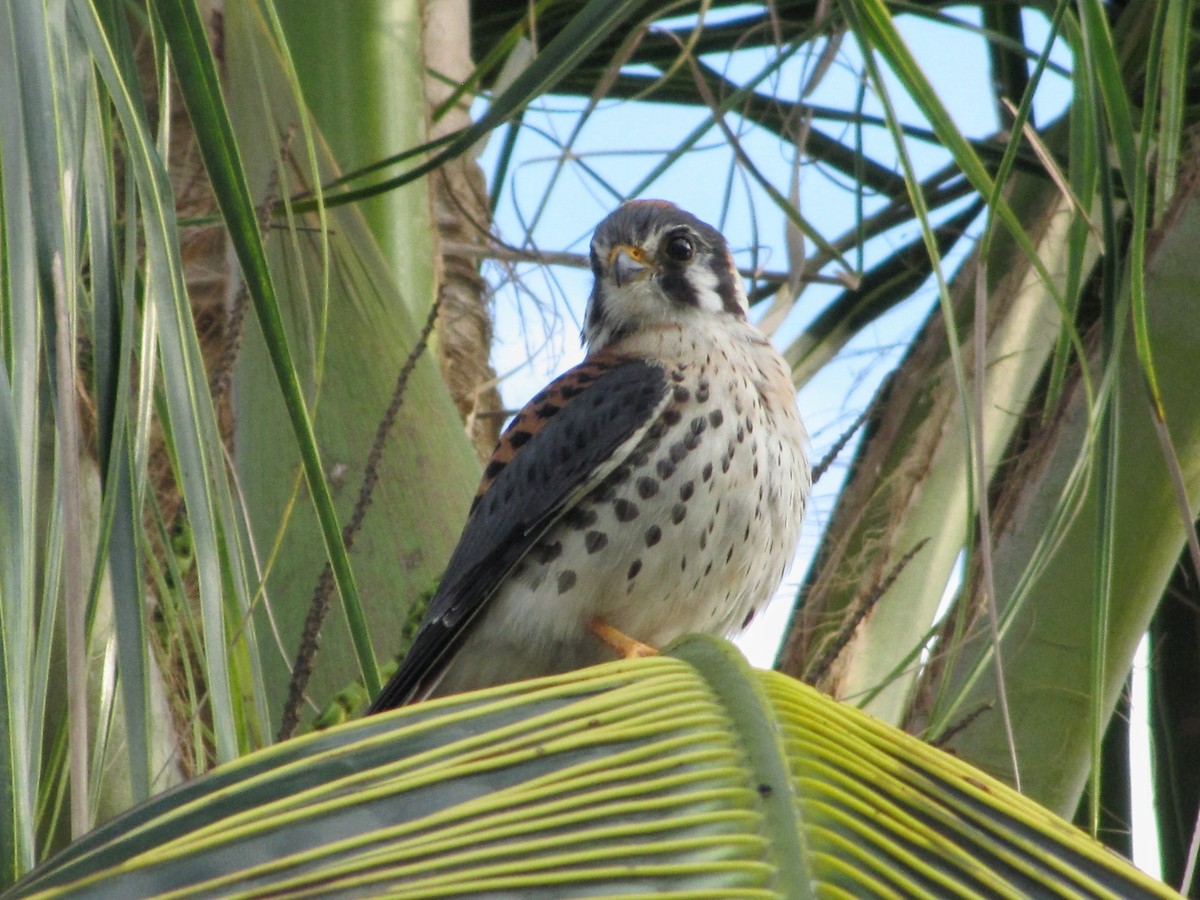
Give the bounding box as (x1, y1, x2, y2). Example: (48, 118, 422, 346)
(665, 233, 694, 262)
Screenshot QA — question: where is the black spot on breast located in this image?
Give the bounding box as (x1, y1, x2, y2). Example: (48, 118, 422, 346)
(742, 607, 758, 629)
(585, 531, 608, 554)
(614, 498, 640, 522)
(696, 380, 711, 403)
(669, 442, 688, 464)
(657, 458, 676, 479)
(536, 541, 563, 564)
(671, 503, 687, 524)
(538, 402, 561, 419)
(508, 430, 532, 449)
(662, 408, 682, 426)
(557, 571, 577, 593)
(609, 465, 631, 484)
(484, 460, 506, 480)
(680, 481, 694, 501)
(627, 559, 642, 579)
(702, 462, 714, 482)
(637, 477, 659, 499)
(645, 525, 662, 547)
(736, 424, 745, 443)
(708, 410, 724, 428)
(564, 508, 599, 530)
(673, 385, 691, 403)
(559, 384, 584, 400)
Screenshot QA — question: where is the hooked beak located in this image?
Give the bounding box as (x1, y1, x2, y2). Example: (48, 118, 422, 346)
(610, 244, 653, 287)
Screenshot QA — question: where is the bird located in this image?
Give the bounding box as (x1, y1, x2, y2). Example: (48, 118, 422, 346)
(368, 200, 810, 712)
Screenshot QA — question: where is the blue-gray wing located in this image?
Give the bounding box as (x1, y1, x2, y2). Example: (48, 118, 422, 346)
(368, 356, 668, 712)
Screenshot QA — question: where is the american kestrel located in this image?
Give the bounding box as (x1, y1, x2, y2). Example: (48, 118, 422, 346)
(369, 200, 810, 711)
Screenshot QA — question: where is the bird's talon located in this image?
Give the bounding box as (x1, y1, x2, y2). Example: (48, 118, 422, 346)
(588, 617, 658, 659)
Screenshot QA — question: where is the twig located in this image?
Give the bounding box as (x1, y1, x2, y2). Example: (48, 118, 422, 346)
(805, 538, 930, 686)
(277, 297, 442, 741)
(439, 240, 847, 287)
(932, 702, 993, 747)
(811, 407, 871, 486)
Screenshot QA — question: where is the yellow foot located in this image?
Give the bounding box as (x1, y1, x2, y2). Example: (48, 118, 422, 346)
(588, 617, 658, 659)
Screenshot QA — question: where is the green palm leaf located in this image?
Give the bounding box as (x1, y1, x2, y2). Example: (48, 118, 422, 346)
(6, 638, 1172, 899)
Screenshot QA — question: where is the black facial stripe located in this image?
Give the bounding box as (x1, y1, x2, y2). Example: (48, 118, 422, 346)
(659, 267, 701, 308)
(714, 254, 744, 316)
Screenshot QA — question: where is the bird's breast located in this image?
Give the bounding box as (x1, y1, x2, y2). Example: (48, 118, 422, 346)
(436, 322, 809, 695)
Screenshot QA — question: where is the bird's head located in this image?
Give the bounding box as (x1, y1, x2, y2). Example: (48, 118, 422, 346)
(583, 200, 748, 351)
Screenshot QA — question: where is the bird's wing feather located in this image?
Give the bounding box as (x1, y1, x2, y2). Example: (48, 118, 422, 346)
(369, 356, 669, 712)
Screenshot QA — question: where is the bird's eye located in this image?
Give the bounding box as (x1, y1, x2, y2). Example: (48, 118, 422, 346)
(665, 234, 694, 262)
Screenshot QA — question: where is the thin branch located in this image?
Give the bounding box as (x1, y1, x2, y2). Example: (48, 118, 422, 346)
(811, 407, 870, 486)
(805, 538, 930, 686)
(277, 297, 442, 741)
(932, 702, 993, 747)
(440, 240, 848, 287)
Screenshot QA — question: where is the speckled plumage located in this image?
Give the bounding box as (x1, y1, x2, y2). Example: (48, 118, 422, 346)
(369, 201, 810, 711)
